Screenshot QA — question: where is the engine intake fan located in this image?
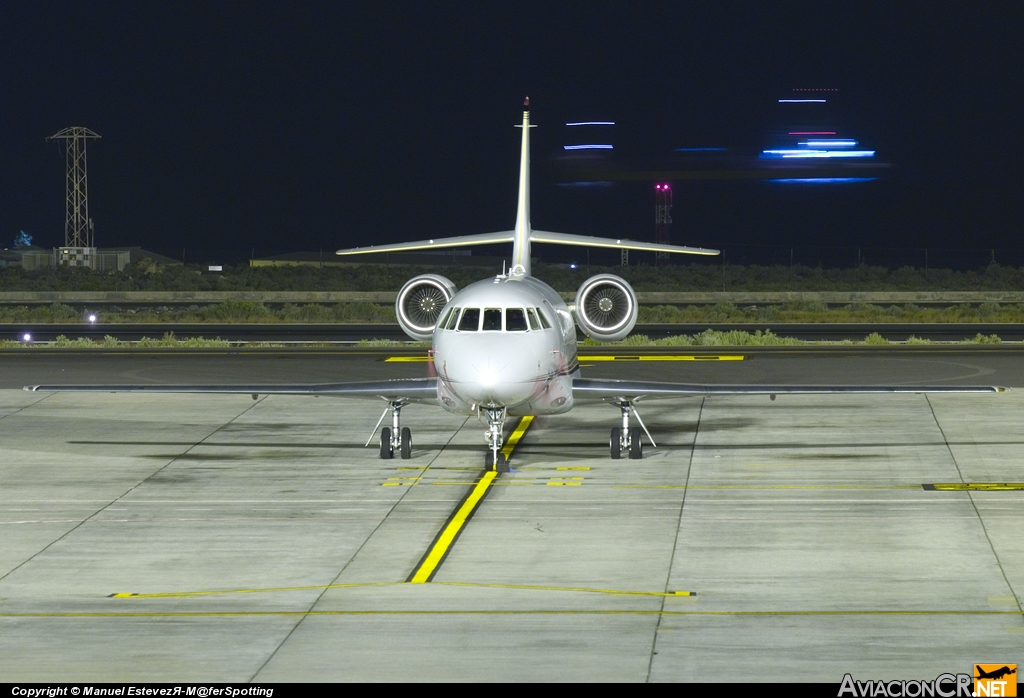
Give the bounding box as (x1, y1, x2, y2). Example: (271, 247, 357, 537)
(395, 274, 457, 341)
(572, 274, 638, 342)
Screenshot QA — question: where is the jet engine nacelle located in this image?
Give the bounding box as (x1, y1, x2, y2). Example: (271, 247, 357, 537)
(572, 274, 639, 342)
(395, 274, 458, 341)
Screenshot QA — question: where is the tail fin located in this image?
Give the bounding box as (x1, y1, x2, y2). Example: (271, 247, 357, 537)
(511, 98, 535, 275)
(336, 99, 720, 265)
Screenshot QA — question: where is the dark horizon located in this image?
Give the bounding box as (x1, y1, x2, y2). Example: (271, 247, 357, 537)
(1, 3, 1021, 267)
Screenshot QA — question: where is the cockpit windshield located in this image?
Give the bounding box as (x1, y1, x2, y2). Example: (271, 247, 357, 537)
(458, 308, 480, 331)
(482, 308, 502, 331)
(506, 308, 528, 331)
(449, 307, 549, 332)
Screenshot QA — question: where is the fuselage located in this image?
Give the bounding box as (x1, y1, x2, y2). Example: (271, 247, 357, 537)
(432, 273, 579, 416)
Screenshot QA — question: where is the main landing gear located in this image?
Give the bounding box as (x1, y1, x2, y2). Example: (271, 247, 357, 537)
(484, 407, 509, 473)
(375, 401, 412, 460)
(609, 401, 654, 460)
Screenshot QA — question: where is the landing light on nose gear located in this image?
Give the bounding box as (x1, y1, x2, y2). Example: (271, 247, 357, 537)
(368, 400, 412, 459)
(609, 401, 655, 460)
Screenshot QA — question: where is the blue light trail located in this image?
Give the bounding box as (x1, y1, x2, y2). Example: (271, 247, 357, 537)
(767, 178, 877, 184)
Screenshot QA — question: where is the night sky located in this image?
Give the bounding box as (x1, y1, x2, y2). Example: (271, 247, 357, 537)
(1, 3, 1021, 266)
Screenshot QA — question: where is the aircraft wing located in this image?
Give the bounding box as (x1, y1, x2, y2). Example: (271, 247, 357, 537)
(24, 378, 439, 403)
(336, 232, 515, 256)
(530, 230, 719, 256)
(571, 378, 1006, 401)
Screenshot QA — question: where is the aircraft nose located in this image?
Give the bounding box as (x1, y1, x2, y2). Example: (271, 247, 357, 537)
(440, 339, 539, 406)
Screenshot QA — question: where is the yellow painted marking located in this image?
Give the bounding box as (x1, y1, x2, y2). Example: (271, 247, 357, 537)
(432, 581, 690, 597)
(385, 482, 917, 490)
(386, 355, 744, 363)
(111, 581, 404, 599)
(614, 484, 922, 490)
(926, 483, 1024, 491)
(579, 355, 744, 362)
(10, 610, 1023, 619)
(406, 416, 534, 584)
(556, 467, 590, 471)
(500, 415, 533, 459)
(382, 474, 422, 487)
(111, 580, 693, 600)
(547, 477, 584, 487)
(409, 470, 497, 584)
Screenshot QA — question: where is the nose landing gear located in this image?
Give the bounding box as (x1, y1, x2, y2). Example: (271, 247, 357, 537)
(484, 407, 509, 472)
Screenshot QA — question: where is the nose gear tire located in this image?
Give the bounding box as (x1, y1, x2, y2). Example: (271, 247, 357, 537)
(486, 451, 508, 472)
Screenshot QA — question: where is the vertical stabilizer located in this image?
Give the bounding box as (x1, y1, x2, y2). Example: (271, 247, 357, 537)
(512, 98, 534, 275)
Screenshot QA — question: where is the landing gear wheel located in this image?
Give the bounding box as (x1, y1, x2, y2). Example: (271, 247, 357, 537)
(628, 427, 643, 460)
(400, 427, 412, 459)
(610, 427, 622, 459)
(486, 451, 508, 472)
(379, 427, 393, 459)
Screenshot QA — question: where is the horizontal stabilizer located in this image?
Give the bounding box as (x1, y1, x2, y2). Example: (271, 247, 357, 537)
(337, 230, 719, 258)
(531, 230, 719, 256)
(337, 232, 514, 256)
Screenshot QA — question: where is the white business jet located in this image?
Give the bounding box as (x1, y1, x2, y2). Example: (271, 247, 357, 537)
(26, 99, 1004, 471)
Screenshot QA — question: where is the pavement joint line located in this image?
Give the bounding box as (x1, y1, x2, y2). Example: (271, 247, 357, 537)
(925, 395, 1024, 617)
(110, 580, 695, 599)
(3, 610, 1022, 618)
(247, 415, 470, 681)
(649, 395, 704, 683)
(0, 396, 267, 587)
(0, 391, 54, 423)
(406, 416, 533, 584)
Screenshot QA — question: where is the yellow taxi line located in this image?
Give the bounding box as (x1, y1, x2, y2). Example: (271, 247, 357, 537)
(407, 416, 533, 584)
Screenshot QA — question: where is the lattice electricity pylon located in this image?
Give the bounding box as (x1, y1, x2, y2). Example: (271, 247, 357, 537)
(47, 127, 101, 248)
(654, 182, 672, 264)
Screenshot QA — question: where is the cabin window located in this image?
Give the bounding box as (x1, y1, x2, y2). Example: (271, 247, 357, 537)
(482, 308, 503, 331)
(506, 308, 528, 332)
(458, 308, 480, 331)
(535, 307, 553, 329)
(444, 308, 461, 330)
(526, 308, 541, 331)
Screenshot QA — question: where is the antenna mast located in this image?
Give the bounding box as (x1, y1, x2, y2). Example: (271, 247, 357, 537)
(47, 127, 101, 249)
(654, 182, 672, 265)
